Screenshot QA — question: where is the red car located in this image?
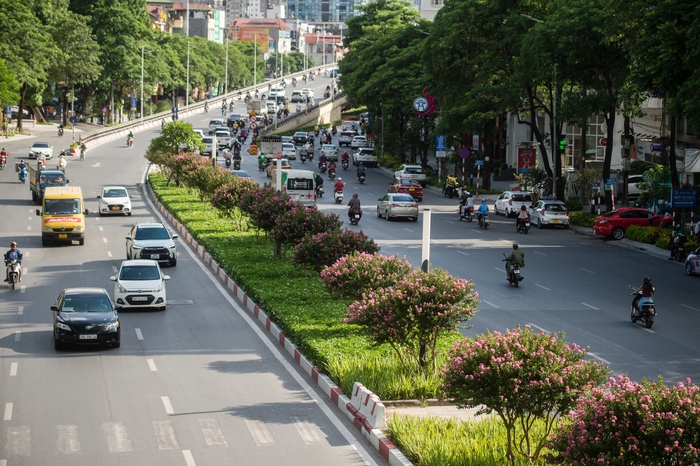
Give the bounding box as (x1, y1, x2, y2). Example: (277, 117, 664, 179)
(593, 208, 668, 240)
(389, 178, 423, 201)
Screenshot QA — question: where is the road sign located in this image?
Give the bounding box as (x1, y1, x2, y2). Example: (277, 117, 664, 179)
(276, 151, 282, 159)
(671, 189, 698, 208)
(435, 135, 446, 152)
(436, 151, 446, 158)
(249, 144, 258, 155)
(413, 97, 428, 113)
(600, 137, 608, 146)
(250, 110, 257, 118)
(474, 159, 484, 166)
(605, 177, 617, 185)
(249, 122, 258, 130)
(459, 148, 470, 159)
(3, 105, 11, 116)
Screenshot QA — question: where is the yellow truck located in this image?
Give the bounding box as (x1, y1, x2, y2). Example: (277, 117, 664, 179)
(36, 186, 88, 246)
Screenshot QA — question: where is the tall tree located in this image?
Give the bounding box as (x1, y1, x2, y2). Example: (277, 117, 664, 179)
(0, 58, 20, 109)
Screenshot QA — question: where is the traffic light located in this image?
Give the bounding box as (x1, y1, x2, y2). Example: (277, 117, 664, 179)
(558, 138, 566, 150)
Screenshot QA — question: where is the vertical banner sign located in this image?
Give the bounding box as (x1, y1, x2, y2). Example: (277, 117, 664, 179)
(472, 135, 480, 150)
(518, 148, 536, 173)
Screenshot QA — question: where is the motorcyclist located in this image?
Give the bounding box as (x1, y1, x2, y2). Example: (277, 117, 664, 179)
(505, 243, 524, 280)
(516, 204, 529, 229)
(1, 148, 8, 167)
(477, 199, 489, 221)
(204, 101, 209, 113)
(632, 276, 655, 314)
(446, 175, 458, 198)
(315, 173, 324, 195)
(357, 163, 366, 180)
(258, 153, 267, 168)
(0, 147, 7, 159)
(127, 130, 134, 146)
(222, 147, 233, 164)
(460, 192, 474, 217)
(57, 154, 67, 171)
(328, 161, 337, 172)
(4, 242, 23, 283)
(347, 193, 361, 218)
(341, 152, 349, 165)
(58, 124, 64, 137)
(318, 153, 327, 170)
(18, 160, 28, 172)
(669, 225, 686, 260)
(36, 152, 46, 168)
(334, 178, 344, 194)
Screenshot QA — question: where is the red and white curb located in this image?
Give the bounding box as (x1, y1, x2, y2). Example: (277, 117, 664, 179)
(146, 183, 412, 466)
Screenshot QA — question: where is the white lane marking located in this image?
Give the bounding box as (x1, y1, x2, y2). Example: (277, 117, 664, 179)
(481, 300, 501, 309)
(99, 226, 104, 231)
(112, 266, 118, 273)
(587, 352, 612, 365)
(527, 323, 550, 334)
(6, 426, 30, 456)
(580, 268, 595, 274)
(107, 251, 113, 258)
(102, 238, 108, 243)
(91, 163, 101, 167)
(27, 217, 31, 221)
(0, 459, 6, 465)
(18, 306, 23, 315)
(102, 422, 133, 452)
(20, 285, 26, 293)
(10, 363, 18, 376)
(581, 303, 600, 311)
(4, 403, 13, 420)
(135, 328, 143, 340)
(142, 176, 379, 466)
(293, 418, 323, 445)
(183, 450, 197, 466)
(534, 284, 551, 291)
(152, 420, 179, 450)
(199, 419, 228, 447)
(26, 226, 31, 231)
(533, 250, 546, 256)
(457, 251, 468, 256)
(680, 303, 699, 312)
(641, 327, 655, 334)
(445, 220, 455, 224)
(161, 396, 174, 415)
(493, 267, 502, 272)
(245, 420, 275, 445)
(403, 228, 414, 232)
(57, 424, 81, 454)
(147, 359, 157, 371)
(14, 331, 21, 342)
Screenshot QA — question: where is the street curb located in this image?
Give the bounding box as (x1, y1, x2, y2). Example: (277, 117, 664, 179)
(568, 224, 674, 261)
(145, 182, 413, 466)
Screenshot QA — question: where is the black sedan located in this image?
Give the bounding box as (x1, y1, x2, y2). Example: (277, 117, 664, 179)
(292, 131, 308, 145)
(52, 288, 121, 350)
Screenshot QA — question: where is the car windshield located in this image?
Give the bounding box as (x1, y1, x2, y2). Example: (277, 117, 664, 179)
(103, 189, 127, 198)
(324, 145, 336, 150)
(215, 132, 229, 138)
(392, 194, 415, 202)
(134, 227, 170, 240)
(40, 174, 67, 185)
(512, 194, 532, 202)
(404, 167, 423, 174)
(546, 204, 566, 212)
(45, 198, 80, 214)
(62, 296, 112, 313)
(283, 144, 294, 150)
(400, 179, 419, 186)
(34, 143, 50, 148)
(119, 265, 160, 281)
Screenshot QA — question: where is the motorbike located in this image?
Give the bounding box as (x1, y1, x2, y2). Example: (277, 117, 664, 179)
(314, 129, 320, 137)
(670, 236, 686, 262)
(127, 137, 133, 148)
(19, 167, 28, 183)
(459, 206, 474, 222)
(300, 152, 307, 163)
(258, 160, 267, 172)
(0, 154, 6, 170)
(309, 74, 315, 81)
(316, 185, 324, 198)
(358, 172, 366, 184)
(630, 286, 656, 329)
(6, 260, 20, 290)
(328, 168, 336, 180)
(334, 190, 344, 204)
(516, 217, 531, 234)
(503, 254, 523, 288)
(443, 185, 457, 199)
(332, 127, 337, 136)
(204, 103, 209, 113)
(477, 212, 490, 229)
(233, 159, 241, 171)
(320, 161, 327, 173)
(349, 209, 362, 225)
(57, 157, 67, 171)
(230, 102, 235, 112)
(342, 160, 349, 170)
(37, 160, 45, 170)
(292, 78, 297, 87)
(58, 127, 64, 137)
(225, 157, 232, 168)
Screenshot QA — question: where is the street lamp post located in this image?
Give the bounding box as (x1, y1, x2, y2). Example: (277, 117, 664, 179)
(224, 36, 229, 95)
(186, 42, 192, 107)
(140, 45, 153, 119)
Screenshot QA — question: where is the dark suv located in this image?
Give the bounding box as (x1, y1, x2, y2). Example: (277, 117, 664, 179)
(125, 223, 178, 266)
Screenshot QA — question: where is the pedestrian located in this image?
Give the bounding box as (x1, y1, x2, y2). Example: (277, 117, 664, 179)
(695, 219, 700, 240)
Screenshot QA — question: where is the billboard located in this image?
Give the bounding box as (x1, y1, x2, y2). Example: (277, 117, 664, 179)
(518, 148, 536, 173)
(238, 28, 269, 53)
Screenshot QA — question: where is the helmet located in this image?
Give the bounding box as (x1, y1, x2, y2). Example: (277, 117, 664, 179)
(643, 276, 650, 284)
(338, 178, 342, 181)
(674, 224, 682, 231)
(513, 243, 518, 250)
(481, 199, 487, 204)
(10, 242, 17, 247)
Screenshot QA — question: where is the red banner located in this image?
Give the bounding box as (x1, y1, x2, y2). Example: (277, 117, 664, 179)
(518, 148, 536, 173)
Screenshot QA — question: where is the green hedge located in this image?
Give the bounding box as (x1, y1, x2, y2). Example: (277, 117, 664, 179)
(148, 172, 458, 400)
(570, 211, 595, 227)
(625, 225, 700, 252)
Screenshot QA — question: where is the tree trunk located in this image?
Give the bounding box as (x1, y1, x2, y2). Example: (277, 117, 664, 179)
(669, 113, 679, 189)
(62, 86, 69, 127)
(17, 83, 28, 133)
(602, 111, 616, 211)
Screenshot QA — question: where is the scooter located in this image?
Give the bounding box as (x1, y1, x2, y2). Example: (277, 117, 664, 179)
(459, 206, 474, 222)
(630, 286, 656, 329)
(258, 160, 266, 172)
(334, 190, 344, 204)
(316, 186, 324, 198)
(58, 126, 64, 137)
(233, 159, 241, 171)
(349, 209, 362, 225)
(503, 254, 523, 288)
(328, 168, 336, 180)
(127, 137, 133, 148)
(19, 167, 28, 183)
(0, 154, 6, 170)
(225, 157, 232, 168)
(342, 160, 349, 170)
(516, 217, 531, 234)
(670, 236, 686, 262)
(319, 161, 327, 173)
(300, 152, 307, 163)
(477, 212, 490, 229)
(6, 260, 20, 290)
(358, 172, 366, 184)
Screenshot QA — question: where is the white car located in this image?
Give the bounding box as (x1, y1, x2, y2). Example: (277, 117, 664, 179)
(321, 144, 338, 161)
(301, 88, 315, 99)
(351, 136, 369, 150)
(202, 136, 214, 156)
(193, 129, 204, 138)
(282, 142, 296, 160)
(29, 142, 53, 159)
(394, 164, 427, 187)
(494, 191, 533, 217)
(208, 119, 225, 134)
(97, 186, 132, 216)
(215, 130, 231, 149)
(266, 101, 278, 114)
(110, 260, 169, 311)
(352, 148, 378, 167)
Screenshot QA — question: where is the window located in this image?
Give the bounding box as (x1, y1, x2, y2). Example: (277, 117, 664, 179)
(287, 178, 314, 190)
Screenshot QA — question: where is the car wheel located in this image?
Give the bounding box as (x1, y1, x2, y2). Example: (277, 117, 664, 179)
(169, 258, 177, 267)
(612, 227, 625, 240)
(78, 238, 84, 246)
(42, 237, 48, 247)
(112, 341, 121, 348)
(160, 306, 166, 311)
(386, 209, 391, 221)
(54, 339, 64, 350)
(537, 218, 542, 229)
(564, 224, 570, 229)
(377, 208, 382, 218)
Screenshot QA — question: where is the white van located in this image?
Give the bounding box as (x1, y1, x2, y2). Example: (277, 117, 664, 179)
(272, 169, 316, 206)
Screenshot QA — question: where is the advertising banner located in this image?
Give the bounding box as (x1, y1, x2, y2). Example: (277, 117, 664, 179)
(518, 148, 536, 173)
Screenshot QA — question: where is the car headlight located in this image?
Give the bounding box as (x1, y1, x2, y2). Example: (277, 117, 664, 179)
(117, 283, 128, 293)
(75, 225, 84, 232)
(154, 283, 163, 293)
(166, 243, 176, 249)
(43, 226, 52, 232)
(56, 322, 71, 331)
(104, 322, 119, 332)
(131, 244, 144, 250)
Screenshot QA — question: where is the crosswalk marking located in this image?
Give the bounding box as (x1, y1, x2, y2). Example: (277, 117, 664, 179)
(5, 426, 30, 456)
(56, 425, 81, 454)
(3, 403, 12, 421)
(293, 418, 324, 445)
(183, 449, 197, 466)
(102, 421, 133, 452)
(245, 420, 275, 446)
(152, 420, 179, 450)
(199, 419, 227, 447)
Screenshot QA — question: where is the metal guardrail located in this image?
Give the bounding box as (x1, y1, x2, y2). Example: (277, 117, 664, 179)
(259, 92, 346, 137)
(82, 65, 339, 146)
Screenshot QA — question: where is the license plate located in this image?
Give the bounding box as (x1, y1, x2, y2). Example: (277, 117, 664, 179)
(79, 334, 97, 340)
(409, 188, 415, 191)
(150, 254, 160, 259)
(132, 296, 148, 301)
(111, 206, 121, 211)
(59, 234, 67, 239)
(552, 219, 560, 223)
(354, 214, 360, 218)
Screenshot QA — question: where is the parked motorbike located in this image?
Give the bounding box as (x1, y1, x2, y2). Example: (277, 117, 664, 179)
(342, 160, 349, 170)
(19, 168, 28, 183)
(459, 206, 474, 222)
(477, 213, 490, 229)
(334, 190, 344, 204)
(349, 209, 362, 225)
(6, 259, 20, 290)
(316, 185, 324, 198)
(127, 137, 133, 148)
(516, 217, 531, 234)
(630, 286, 656, 329)
(233, 159, 241, 171)
(502, 254, 523, 288)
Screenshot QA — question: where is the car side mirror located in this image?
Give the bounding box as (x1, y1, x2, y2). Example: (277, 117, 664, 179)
(51, 305, 58, 311)
(83, 209, 89, 215)
(36, 209, 41, 216)
(109, 276, 117, 281)
(125, 235, 131, 240)
(97, 195, 102, 199)
(172, 235, 179, 240)
(163, 275, 171, 280)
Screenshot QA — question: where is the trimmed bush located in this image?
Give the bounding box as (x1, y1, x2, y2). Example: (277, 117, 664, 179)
(271, 204, 341, 253)
(564, 199, 583, 211)
(239, 187, 294, 233)
(292, 230, 379, 271)
(570, 211, 595, 227)
(320, 252, 414, 299)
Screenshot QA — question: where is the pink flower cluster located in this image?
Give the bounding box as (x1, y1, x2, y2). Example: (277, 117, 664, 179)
(292, 230, 379, 271)
(319, 252, 413, 299)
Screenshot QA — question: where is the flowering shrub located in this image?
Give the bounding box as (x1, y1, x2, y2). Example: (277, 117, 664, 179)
(270, 204, 341, 253)
(239, 187, 294, 233)
(292, 230, 379, 271)
(168, 152, 201, 187)
(548, 376, 700, 465)
(185, 160, 231, 202)
(346, 268, 478, 374)
(211, 177, 259, 228)
(319, 252, 413, 299)
(442, 326, 609, 466)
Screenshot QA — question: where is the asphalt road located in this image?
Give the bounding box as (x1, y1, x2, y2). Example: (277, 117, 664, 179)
(0, 75, 385, 465)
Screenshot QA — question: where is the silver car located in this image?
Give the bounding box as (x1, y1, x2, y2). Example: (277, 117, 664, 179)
(29, 142, 53, 159)
(125, 223, 178, 267)
(377, 193, 419, 222)
(110, 260, 169, 311)
(530, 200, 570, 229)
